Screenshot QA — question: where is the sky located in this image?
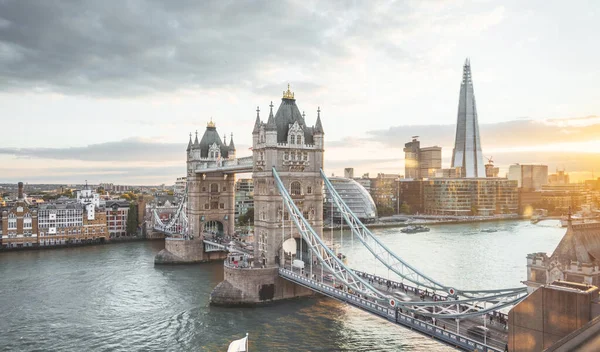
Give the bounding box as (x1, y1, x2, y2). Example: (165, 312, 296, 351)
(1, 0, 599, 185)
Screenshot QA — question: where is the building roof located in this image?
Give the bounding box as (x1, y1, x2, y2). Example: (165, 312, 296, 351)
(550, 222, 600, 264)
(197, 121, 232, 158)
(273, 97, 316, 144)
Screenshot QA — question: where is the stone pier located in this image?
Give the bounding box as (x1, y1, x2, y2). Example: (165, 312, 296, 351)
(210, 265, 316, 306)
(154, 237, 227, 264)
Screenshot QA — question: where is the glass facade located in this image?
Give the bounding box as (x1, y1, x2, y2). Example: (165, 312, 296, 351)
(423, 178, 518, 216)
(325, 177, 377, 222)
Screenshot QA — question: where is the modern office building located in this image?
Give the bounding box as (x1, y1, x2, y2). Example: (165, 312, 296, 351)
(508, 164, 549, 191)
(235, 178, 254, 221)
(324, 177, 377, 222)
(174, 177, 187, 196)
(370, 173, 402, 214)
(403, 137, 442, 179)
(451, 59, 486, 178)
(397, 179, 424, 214)
(423, 178, 518, 216)
(548, 169, 570, 185)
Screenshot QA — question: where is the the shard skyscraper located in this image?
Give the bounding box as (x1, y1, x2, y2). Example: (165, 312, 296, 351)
(451, 58, 486, 178)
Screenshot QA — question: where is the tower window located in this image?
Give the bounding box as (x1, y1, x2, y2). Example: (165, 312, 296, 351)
(297, 136, 302, 145)
(210, 183, 219, 193)
(290, 181, 302, 196)
(290, 135, 295, 144)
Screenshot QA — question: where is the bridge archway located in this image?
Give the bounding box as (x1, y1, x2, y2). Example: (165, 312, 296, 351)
(204, 220, 224, 236)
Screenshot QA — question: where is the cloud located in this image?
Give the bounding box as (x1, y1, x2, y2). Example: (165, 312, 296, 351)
(364, 116, 600, 149)
(0, 0, 346, 96)
(0, 138, 185, 162)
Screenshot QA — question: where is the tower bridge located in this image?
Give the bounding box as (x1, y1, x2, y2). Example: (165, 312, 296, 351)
(151, 85, 523, 351)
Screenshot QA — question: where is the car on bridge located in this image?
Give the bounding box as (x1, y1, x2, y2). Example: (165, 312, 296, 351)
(466, 325, 492, 341)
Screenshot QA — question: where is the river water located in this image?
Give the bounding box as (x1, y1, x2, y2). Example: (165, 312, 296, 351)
(0, 220, 564, 352)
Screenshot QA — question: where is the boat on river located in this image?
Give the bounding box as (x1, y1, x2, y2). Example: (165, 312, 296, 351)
(401, 225, 430, 234)
(481, 228, 498, 233)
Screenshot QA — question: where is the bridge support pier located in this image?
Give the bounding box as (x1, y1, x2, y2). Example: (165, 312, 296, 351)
(155, 238, 227, 264)
(210, 266, 316, 306)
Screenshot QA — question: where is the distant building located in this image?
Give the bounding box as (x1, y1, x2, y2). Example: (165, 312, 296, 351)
(174, 177, 187, 196)
(38, 203, 84, 246)
(235, 178, 254, 221)
(105, 200, 130, 238)
(370, 173, 402, 215)
(403, 137, 442, 179)
(548, 169, 570, 185)
(397, 180, 424, 214)
(434, 168, 461, 178)
(541, 184, 586, 213)
(324, 177, 377, 223)
(423, 178, 518, 216)
(1, 182, 38, 248)
(344, 168, 354, 179)
(451, 59, 486, 178)
(508, 164, 548, 191)
(484, 159, 499, 178)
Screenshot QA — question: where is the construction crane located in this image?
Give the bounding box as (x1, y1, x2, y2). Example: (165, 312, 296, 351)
(485, 156, 494, 164)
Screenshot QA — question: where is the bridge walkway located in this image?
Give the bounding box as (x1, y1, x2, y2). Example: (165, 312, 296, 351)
(280, 262, 507, 352)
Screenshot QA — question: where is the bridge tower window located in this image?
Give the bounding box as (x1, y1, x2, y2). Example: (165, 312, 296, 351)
(297, 136, 302, 145)
(210, 183, 219, 193)
(290, 135, 295, 144)
(290, 181, 302, 196)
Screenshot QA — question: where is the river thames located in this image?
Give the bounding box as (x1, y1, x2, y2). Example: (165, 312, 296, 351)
(0, 220, 564, 351)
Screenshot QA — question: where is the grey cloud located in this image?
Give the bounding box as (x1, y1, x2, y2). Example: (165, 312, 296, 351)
(0, 137, 251, 162)
(365, 116, 600, 149)
(0, 0, 349, 96)
(0, 138, 185, 162)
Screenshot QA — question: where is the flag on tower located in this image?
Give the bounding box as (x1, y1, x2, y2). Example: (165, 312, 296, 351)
(227, 333, 249, 352)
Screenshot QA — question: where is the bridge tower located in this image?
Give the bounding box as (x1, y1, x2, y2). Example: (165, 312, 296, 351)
(187, 120, 237, 240)
(252, 85, 325, 266)
(211, 85, 324, 305)
(155, 120, 236, 264)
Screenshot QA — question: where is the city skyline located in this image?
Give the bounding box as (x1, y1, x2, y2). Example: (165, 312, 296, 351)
(1, 1, 599, 184)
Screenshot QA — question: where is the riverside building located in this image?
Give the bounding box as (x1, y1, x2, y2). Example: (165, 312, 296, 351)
(0, 182, 38, 248)
(324, 177, 377, 223)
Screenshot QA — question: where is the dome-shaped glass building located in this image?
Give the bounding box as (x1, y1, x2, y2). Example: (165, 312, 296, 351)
(325, 177, 377, 223)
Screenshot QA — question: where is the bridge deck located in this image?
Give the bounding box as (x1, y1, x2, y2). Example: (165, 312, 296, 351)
(279, 267, 505, 352)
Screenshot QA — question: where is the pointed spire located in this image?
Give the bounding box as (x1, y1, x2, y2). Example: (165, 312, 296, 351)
(252, 106, 261, 134)
(223, 133, 227, 146)
(194, 130, 199, 146)
(314, 106, 324, 134)
(228, 132, 236, 150)
(266, 101, 276, 130)
(187, 132, 192, 151)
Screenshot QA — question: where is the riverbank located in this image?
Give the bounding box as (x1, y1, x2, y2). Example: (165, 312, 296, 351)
(0, 235, 163, 253)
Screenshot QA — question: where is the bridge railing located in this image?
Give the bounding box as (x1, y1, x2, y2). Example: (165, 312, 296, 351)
(279, 268, 502, 352)
(352, 270, 509, 324)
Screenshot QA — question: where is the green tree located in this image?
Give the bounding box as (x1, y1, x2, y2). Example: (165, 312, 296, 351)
(470, 205, 479, 216)
(238, 207, 254, 226)
(126, 202, 139, 235)
(399, 202, 411, 214)
(377, 205, 395, 217)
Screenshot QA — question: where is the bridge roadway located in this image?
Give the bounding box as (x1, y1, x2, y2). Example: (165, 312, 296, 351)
(279, 264, 507, 352)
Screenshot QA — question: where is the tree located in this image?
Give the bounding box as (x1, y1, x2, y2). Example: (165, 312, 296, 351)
(470, 205, 479, 216)
(399, 202, 411, 214)
(238, 207, 254, 226)
(377, 205, 395, 217)
(126, 202, 139, 235)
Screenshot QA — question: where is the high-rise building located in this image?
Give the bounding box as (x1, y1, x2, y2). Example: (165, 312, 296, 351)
(508, 164, 548, 191)
(403, 137, 420, 179)
(451, 59, 486, 178)
(235, 178, 254, 221)
(403, 137, 441, 179)
(419, 146, 442, 178)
